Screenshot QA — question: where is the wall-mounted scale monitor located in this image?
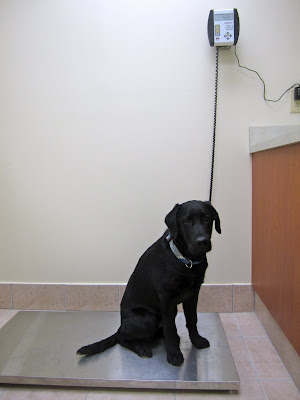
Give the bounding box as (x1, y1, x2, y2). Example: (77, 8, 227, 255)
(208, 9, 239, 47)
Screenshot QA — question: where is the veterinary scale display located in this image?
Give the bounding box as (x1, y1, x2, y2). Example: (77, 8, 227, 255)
(208, 9, 240, 47)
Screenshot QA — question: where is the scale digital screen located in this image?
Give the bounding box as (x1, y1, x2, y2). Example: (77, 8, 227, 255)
(214, 13, 233, 21)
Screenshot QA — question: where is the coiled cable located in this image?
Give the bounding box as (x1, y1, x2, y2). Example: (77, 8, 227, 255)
(209, 46, 219, 202)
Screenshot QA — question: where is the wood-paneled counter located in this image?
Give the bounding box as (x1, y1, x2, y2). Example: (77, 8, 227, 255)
(251, 126, 300, 356)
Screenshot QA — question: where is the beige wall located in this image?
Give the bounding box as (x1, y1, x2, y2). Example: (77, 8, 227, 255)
(0, 0, 299, 284)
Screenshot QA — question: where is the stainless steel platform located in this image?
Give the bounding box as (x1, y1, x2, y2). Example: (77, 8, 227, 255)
(0, 311, 239, 391)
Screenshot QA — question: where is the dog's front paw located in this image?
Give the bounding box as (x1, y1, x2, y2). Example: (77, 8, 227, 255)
(192, 335, 210, 349)
(167, 350, 184, 366)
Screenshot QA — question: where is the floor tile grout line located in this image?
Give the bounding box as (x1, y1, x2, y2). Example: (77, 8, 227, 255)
(231, 313, 243, 337)
(234, 310, 295, 380)
(220, 312, 243, 338)
(241, 334, 291, 400)
(252, 312, 272, 338)
(260, 378, 296, 382)
(233, 313, 269, 400)
(257, 327, 292, 379)
(243, 313, 292, 379)
(242, 335, 270, 338)
(63, 284, 66, 311)
(83, 389, 89, 400)
(10, 284, 14, 310)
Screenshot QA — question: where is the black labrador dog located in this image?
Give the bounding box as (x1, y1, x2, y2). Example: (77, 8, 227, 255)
(77, 200, 221, 366)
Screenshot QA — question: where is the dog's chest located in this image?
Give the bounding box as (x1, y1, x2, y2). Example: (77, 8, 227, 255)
(167, 274, 201, 303)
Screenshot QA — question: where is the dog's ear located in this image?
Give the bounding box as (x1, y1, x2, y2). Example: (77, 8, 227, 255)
(204, 201, 221, 234)
(165, 203, 180, 238)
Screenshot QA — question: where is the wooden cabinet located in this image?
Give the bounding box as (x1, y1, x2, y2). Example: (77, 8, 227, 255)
(252, 142, 300, 356)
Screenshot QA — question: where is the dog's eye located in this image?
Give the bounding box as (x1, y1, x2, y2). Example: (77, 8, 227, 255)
(184, 218, 192, 224)
(203, 215, 210, 222)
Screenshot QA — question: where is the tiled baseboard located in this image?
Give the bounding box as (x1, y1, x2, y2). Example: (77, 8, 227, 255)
(0, 283, 254, 313)
(255, 293, 300, 391)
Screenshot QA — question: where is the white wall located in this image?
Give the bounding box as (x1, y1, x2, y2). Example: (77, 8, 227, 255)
(0, 0, 299, 284)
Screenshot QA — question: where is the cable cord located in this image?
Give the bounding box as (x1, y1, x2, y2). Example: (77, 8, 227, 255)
(209, 47, 219, 202)
(234, 46, 300, 102)
(209, 46, 230, 203)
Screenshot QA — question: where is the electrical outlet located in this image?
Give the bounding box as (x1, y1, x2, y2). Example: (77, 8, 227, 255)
(290, 89, 300, 113)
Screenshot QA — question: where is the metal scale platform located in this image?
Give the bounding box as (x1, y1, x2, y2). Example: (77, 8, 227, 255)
(0, 311, 239, 391)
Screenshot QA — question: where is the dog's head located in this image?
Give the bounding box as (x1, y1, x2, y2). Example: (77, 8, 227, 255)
(165, 200, 221, 259)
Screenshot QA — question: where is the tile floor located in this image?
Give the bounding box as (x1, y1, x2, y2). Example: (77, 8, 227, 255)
(0, 310, 299, 400)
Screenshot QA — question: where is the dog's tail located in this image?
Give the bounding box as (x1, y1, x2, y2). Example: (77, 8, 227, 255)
(77, 329, 119, 356)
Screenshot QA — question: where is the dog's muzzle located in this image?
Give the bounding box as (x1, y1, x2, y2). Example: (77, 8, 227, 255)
(190, 237, 211, 255)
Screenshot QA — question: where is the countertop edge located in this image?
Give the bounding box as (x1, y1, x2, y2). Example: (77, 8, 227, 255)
(249, 125, 300, 153)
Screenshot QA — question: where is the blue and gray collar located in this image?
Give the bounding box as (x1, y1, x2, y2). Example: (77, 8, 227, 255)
(166, 233, 201, 269)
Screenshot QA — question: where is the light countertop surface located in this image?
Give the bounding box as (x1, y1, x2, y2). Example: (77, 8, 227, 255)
(249, 125, 300, 153)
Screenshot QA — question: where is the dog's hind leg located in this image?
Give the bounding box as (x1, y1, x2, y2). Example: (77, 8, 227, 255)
(117, 336, 153, 358)
(117, 309, 160, 358)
